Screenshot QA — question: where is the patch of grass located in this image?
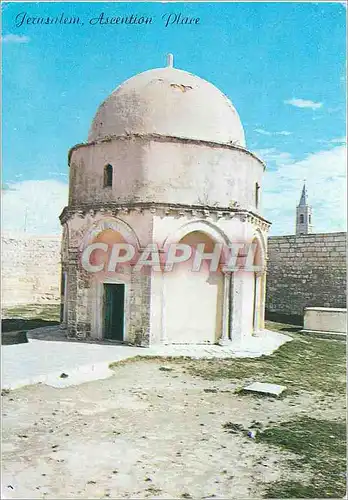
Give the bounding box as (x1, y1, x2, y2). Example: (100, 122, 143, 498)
(108, 325, 346, 395)
(222, 422, 245, 433)
(3, 304, 60, 321)
(108, 323, 345, 396)
(256, 417, 346, 498)
(265, 320, 302, 333)
(183, 332, 346, 395)
(109, 356, 144, 369)
(250, 420, 263, 430)
(108, 356, 192, 370)
(264, 480, 342, 499)
(2, 304, 60, 332)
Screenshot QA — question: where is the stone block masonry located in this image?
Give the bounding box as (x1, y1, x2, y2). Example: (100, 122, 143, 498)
(1, 235, 61, 307)
(2, 231, 346, 328)
(266, 232, 347, 323)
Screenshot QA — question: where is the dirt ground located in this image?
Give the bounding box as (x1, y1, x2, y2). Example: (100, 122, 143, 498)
(2, 358, 345, 499)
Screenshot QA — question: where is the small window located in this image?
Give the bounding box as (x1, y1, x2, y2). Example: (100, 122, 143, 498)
(309, 214, 312, 224)
(300, 214, 304, 224)
(104, 164, 113, 188)
(255, 182, 260, 209)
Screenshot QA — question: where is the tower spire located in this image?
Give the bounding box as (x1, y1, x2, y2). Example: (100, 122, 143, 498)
(299, 181, 307, 206)
(296, 182, 312, 235)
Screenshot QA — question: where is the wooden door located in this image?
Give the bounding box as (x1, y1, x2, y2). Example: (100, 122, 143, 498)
(103, 284, 125, 341)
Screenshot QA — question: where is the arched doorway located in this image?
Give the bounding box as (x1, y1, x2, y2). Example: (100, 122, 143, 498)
(90, 229, 130, 342)
(78, 217, 141, 342)
(163, 230, 224, 344)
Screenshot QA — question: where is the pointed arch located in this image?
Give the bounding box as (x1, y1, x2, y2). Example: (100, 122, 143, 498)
(251, 228, 267, 270)
(79, 216, 141, 252)
(162, 219, 226, 345)
(162, 219, 231, 250)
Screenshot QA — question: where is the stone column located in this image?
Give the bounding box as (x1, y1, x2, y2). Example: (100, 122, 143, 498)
(148, 267, 166, 345)
(219, 272, 232, 344)
(60, 271, 68, 330)
(75, 266, 92, 340)
(161, 271, 168, 344)
(66, 249, 92, 340)
(253, 272, 261, 334)
(66, 253, 78, 338)
(129, 268, 151, 346)
(253, 269, 267, 334)
(259, 270, 267, 330)
(229, 272, 243, 343)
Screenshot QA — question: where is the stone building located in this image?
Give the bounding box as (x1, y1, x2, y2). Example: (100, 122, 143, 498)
(60, 56, 270, 346)
(266, 185, 346, 323)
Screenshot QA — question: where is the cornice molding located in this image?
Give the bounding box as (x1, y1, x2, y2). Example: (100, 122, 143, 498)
(68, 133, 265, 170)
(60, 202, 271, 231)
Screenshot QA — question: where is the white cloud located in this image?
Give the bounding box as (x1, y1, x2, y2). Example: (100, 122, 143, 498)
(255, 128, 272, 136)
(259, 145, 347, 235)
(284, 98, 323, 110)
(316, 137, 346, 146)
(48, 171, 68, 178)
(330, 137, 346, 144)
(2, 34, 30, 44)
(1, 180, 68, 236)
(255, 148, 293, 165)
(255, 128, 292, 136)
(277, 131, 292, 136)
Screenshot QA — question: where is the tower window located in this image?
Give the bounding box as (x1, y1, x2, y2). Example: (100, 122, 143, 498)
(300, 214, 304, 224)
(255, 182, 260, 209)
(104, 164, 113, 188)
(309, 214, 312, 224)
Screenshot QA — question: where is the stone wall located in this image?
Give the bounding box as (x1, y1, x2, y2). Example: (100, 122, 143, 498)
(1, 235, 61, 307)
(266, 232, 346, 323)
(3, 230, 346, 328)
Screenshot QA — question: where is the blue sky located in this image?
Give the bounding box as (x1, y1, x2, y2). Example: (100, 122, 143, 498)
(2, 1, 347, 235)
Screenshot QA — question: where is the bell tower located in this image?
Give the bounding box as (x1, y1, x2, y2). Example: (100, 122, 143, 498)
(296, 183, 312, 235)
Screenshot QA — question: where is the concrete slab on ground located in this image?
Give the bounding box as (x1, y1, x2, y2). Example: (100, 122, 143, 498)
(2, 327, 292, 391)
(243, 382, 287, 396)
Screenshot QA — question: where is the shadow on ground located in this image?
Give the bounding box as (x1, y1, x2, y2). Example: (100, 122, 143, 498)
(2, 304, 60, 334)
(264, 321, 302, 334)
(278, 326, 302, 333)
(2, 318, 59, 333)
(2, 304, 60, 344)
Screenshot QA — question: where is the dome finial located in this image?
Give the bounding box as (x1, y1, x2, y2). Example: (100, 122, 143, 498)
(166, 53, 174, 68)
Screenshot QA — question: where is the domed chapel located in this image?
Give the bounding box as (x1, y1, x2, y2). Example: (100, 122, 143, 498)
(60, 55, 270, 346)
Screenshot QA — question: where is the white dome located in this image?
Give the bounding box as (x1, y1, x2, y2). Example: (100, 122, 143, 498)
(88, 65, 246, 147)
